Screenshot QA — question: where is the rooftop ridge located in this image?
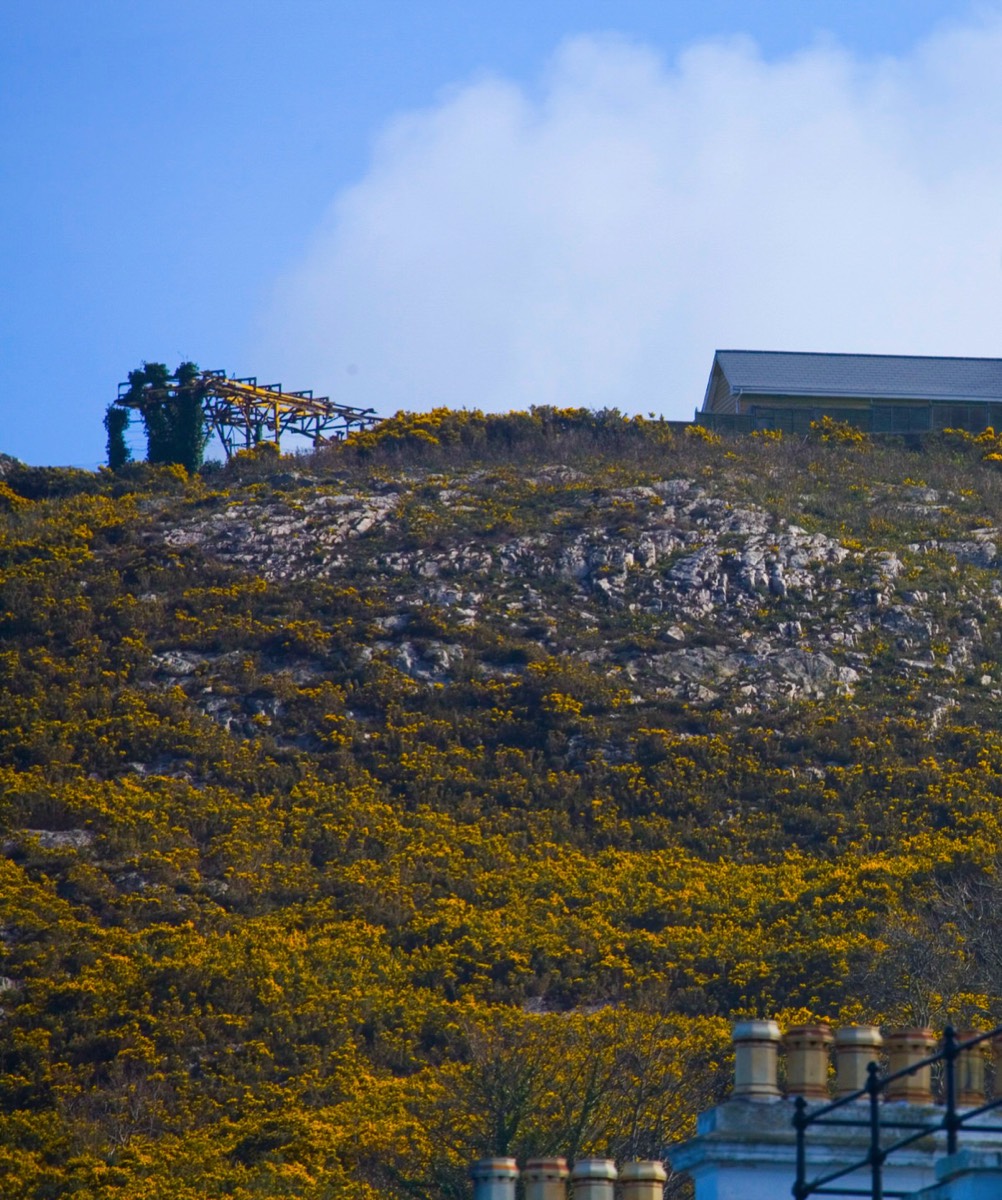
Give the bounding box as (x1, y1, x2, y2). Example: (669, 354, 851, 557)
(716, 349, 1002, 365)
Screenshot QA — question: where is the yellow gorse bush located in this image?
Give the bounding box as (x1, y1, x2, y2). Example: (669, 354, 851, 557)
(2, 428, 1002, 1194)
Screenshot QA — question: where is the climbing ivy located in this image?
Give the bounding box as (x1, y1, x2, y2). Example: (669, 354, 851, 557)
(121, 360, 208, 472)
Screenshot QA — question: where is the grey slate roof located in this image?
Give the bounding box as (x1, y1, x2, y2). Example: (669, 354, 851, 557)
(711, 350, 1002, 403)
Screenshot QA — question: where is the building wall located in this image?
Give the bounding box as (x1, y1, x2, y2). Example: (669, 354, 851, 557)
(699, 393, 1002, 436)
(706, 365, 738, 415)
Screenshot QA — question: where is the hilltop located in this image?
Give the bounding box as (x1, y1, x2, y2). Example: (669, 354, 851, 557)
(4, 409, 1002, 1198)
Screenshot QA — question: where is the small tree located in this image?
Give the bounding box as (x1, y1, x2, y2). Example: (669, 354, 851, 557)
(103, 405, 131, 471)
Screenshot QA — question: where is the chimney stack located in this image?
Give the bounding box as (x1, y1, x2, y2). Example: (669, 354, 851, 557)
(834, 1025, 883, 1098)
(619, 1160, 667, 1200)
(732, 1019, 783, 1100)
(884, 1029, 937, 1103)
(784, 1025, 833, 1099)
(956, 1031, 989, 1107)
(471, 1158, 519, 1200)
(523, 1158, 569, 1200)
(570, 1158, 617, 1200)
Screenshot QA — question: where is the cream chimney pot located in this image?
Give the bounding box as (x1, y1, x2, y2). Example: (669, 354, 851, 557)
(571, 1158, 617, 1200)
(834, 1025, 883, 1099)
(471, 1157, 519, 1200)
(620, 1159, 667, 1200)
(884, 1029, 937, 1103)
(785, 1025, 833, 1100)
(956, 1031, 989, 1107)
(732, 1019, 783, 1100)
(523, 1157, 569, 1200)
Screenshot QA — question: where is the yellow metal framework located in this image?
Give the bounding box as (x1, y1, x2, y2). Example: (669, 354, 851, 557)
(116, 369, 378, 458)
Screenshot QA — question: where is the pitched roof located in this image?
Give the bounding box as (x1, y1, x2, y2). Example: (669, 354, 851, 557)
(711, 350, 1002, 403)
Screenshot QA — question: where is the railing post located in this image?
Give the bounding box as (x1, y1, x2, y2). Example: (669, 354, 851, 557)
(793, 1094, 808, 1200)
(868, 1061, 883, 1200)
(943, 1025, 959, 1156)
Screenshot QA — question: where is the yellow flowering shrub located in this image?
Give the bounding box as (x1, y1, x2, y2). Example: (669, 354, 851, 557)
(3, 423, 1002, 1194)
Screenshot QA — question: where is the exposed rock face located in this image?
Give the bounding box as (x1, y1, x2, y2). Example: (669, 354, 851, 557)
(939, 539, 997, 568)
(4, 829, 96, 853)
(162, 492, 399, 578)
(640, 645, 858, 704)
(146, 467, 1002, 713)
(359, 639, 464, 683)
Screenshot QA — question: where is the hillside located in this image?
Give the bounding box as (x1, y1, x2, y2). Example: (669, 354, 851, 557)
(4, 409, 1002, 1198)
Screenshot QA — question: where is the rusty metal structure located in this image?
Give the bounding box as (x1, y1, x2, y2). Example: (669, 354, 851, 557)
(116, 369, 378, 459)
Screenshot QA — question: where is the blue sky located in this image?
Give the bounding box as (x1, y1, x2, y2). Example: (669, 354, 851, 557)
(1, 0, 994, 465)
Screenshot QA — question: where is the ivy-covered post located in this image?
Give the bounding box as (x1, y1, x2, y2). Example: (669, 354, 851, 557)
(103, 404, 131, 471)
(172, 361, 208, 473)
(123, 360, 208, 471)
(127, 362, 173, 465)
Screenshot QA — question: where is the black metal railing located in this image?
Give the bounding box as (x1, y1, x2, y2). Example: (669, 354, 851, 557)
(793, 1026, 1002, 1200)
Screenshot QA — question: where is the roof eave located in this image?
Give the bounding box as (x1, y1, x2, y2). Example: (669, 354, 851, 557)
(732, 386, 1002, 403)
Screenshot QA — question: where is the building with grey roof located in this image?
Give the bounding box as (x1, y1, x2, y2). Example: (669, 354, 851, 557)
(698, 350, 1002, 435)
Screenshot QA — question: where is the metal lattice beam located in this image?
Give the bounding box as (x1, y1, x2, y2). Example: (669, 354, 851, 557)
(116, 369, 378, 459)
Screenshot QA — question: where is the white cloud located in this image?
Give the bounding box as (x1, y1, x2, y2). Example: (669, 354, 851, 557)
(259, 14, 1002, 421)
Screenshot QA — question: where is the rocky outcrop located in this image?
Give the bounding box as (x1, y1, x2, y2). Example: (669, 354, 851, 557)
(145, 467, 1002, 712)
(162, 491, 399, 578)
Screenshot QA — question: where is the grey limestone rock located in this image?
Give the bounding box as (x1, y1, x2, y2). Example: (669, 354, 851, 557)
(941, 540, 998, 568)
(22, 829, 95, 852)
(152, 649, 207, 676)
